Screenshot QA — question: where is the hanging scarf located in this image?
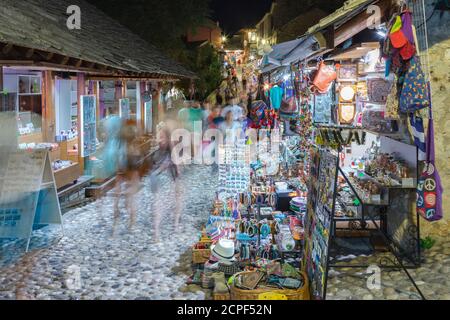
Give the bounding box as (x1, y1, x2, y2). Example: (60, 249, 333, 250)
(409, 113, 427, 161)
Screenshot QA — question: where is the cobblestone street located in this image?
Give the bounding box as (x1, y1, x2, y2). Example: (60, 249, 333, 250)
(0, 165, 449, 300)
(326, 236, 450, 300)
(0, 166, 217, 300)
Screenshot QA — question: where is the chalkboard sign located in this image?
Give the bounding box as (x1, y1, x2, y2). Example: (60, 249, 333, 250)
(80, 95, 97, 157)
(0, 148, 63, 251)
(303, 147, 339, 300)
(119, 98, 131, 120)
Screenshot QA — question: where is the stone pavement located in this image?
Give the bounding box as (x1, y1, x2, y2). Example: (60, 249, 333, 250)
(0, 165, 218, 300)
(0, 164, 448, 300)
(326, 236, 450, 300)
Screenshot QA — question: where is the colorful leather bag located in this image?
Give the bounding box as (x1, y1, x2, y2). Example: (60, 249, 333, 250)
(417, 95, 443, 221)
(312, 62, 337, 94)
(249, 100, 268, 128)
(399, 56, 430, 113)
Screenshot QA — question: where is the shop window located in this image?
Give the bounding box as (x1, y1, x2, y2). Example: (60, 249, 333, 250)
(17, 75, 42, 134)
(0, 93, 17, 112)
(125, 81, 137, 121)
(101, 81, 117, 116)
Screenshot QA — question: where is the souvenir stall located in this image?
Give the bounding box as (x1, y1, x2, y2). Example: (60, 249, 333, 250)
(53, 77, 81, 190)
(84, 80, 157, 187)
(296, 2, 438, 300)
(1, 69, 82, 191)
(2, 69, 46, 146)
(190, 134, 311, 300)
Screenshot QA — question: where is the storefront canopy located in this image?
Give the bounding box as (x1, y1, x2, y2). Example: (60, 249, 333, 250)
(0, 0, 196, 79)
(259, 36, 321, 72)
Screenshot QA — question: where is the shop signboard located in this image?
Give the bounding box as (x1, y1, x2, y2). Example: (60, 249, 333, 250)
(0, 148, 63, 251)
(119, 98, 130, 120)
(80, 95, 97, 158)
(303, 147, 339, 300)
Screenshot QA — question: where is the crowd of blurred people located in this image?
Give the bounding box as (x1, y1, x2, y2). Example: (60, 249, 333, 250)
(109, 57, 259, 238)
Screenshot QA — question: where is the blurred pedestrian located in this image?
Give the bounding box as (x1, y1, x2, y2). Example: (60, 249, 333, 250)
(113, 119, 142, 234)
(219, 110, 243, 145)
(207, 105, 224, 130)
(149, 126, 179, 192)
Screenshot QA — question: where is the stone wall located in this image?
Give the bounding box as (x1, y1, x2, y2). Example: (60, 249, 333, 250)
(420, 1, 450, 237)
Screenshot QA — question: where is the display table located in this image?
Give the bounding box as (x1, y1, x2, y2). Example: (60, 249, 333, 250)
(53, 162, 80, 189)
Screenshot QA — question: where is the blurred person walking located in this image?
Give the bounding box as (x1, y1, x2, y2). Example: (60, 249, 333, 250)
(113, 120, 143, 234)
(149, 126, 179, 241)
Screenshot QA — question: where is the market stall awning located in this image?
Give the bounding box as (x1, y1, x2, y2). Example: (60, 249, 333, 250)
(306, 0, 376, 35)
(259, 36, 322, 72)
(260, 63, 280, 74)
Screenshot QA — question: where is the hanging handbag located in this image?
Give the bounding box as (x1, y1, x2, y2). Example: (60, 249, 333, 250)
(280, 97, 298, 114)
(368, 78, 392, 104)
(399, 56, 430, 113)
(417, 85, 443, 222)
(312, 62, 337, 94)
(385, 75, 400, 120)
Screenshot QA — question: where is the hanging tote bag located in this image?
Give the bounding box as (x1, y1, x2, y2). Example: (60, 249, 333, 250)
(385, 75, 400, 120)
(399, 56, 430, 113)
(280, 97, 298, 114)
(312, 62, 337, 94)
(417, 87, 443, 221)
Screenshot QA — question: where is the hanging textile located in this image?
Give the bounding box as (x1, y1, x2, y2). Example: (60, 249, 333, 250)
(417, 92, 443, 221)
(409, 113, 426, 161)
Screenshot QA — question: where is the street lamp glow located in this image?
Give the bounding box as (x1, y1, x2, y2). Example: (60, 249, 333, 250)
(222, 36, 227, 42)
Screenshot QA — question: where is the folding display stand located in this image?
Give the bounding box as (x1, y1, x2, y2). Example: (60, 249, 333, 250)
(303, 146, 339, 300)
(0, 147, 64, 252)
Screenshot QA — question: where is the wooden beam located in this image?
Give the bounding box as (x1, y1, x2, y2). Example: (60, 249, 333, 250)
(0, 60, 34, 66)
(61, 56, 70, 65)
(85, 75, 180, 82)
(139, 81, 146, 131)
(0, 66, 3, 93)
(77, 73, 86, 174)
(75, 59, 83, 68)
(2, 43, 13, 55)
(25, 48, 35, 59)
(46, 52, 55, 61)
(41, 70, 56, 142)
